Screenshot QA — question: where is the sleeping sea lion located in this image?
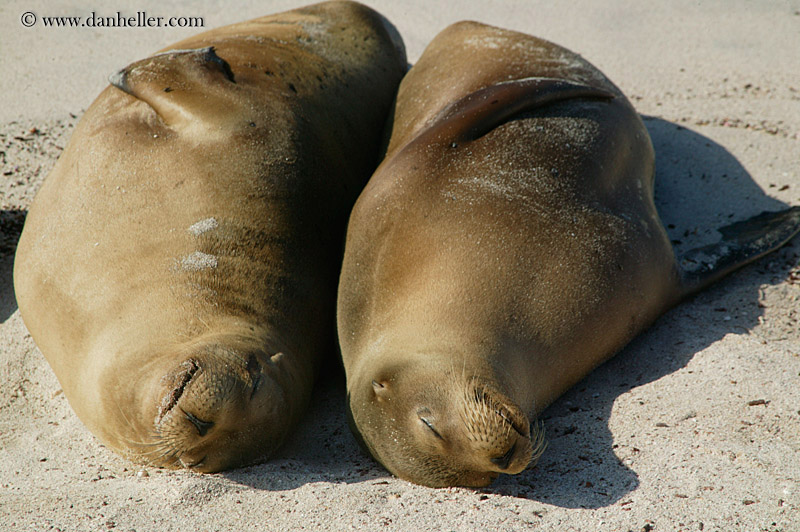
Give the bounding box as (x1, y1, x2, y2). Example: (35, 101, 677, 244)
(336, 21, 800, 487)
(14, 0, 406, 472)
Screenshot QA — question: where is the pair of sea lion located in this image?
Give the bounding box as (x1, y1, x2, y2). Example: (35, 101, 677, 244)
(15, 1, 800, 486)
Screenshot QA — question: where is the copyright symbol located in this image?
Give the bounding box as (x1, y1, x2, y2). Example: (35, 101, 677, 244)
(21, 11, 36, 27)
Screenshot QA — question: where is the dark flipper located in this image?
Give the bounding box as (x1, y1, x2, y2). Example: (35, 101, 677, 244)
(678, 206, 800, 297)
(423, 77, 615, 146)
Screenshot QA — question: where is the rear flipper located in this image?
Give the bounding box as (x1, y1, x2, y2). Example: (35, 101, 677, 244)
(108, 47, 238, 130)
(678, 206, 800, 297)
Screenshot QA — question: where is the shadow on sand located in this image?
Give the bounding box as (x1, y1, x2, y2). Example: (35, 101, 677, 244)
(0, 208, 26, 322)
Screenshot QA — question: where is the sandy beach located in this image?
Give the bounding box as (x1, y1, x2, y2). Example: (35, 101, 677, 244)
(1, 1, 799, 530)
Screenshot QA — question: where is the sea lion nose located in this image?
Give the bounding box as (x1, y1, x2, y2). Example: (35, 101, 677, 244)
(490, 442, 517, 470)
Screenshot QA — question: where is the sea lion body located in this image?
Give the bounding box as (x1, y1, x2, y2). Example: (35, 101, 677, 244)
(14, 0, 406, 472)
(337, 21, 800, 487)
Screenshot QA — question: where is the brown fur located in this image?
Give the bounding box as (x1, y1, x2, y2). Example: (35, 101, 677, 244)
(339, 20, 800, 488)
(338, 21, 682, 487)
(14, 0, 406, 472)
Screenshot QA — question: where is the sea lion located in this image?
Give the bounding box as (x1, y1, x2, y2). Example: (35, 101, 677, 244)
(13, 0, 406, 472)
(337, 21, 800, 487)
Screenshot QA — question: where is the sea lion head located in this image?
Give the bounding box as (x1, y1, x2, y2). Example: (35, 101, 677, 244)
(106, 331, 301, 473)
(347, 359, 545, 487)
(152, 347, 289, 472)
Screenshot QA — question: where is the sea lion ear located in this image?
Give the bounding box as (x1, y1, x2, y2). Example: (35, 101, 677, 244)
(372, 379, 389, 400)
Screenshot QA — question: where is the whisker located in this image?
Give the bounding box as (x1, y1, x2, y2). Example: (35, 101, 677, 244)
(528, 419, 547, 466)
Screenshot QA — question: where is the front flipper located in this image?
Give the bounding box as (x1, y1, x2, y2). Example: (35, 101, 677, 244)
(109, 46, 237, 129)
(426, 77, 616, 144)
(678, 206, 800, 297)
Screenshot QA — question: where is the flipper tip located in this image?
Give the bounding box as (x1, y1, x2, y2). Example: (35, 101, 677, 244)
(108, 68, 130, 93)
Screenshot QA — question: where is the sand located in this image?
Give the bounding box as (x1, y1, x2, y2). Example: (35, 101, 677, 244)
(1, 1, 799, 530)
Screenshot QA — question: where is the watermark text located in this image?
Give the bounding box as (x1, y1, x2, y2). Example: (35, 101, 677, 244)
(20, 11, 204, 29)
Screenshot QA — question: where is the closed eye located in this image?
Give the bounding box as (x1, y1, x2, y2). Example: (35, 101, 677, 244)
(420, 416, 444, 440)
(250, 375, 262, 400)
